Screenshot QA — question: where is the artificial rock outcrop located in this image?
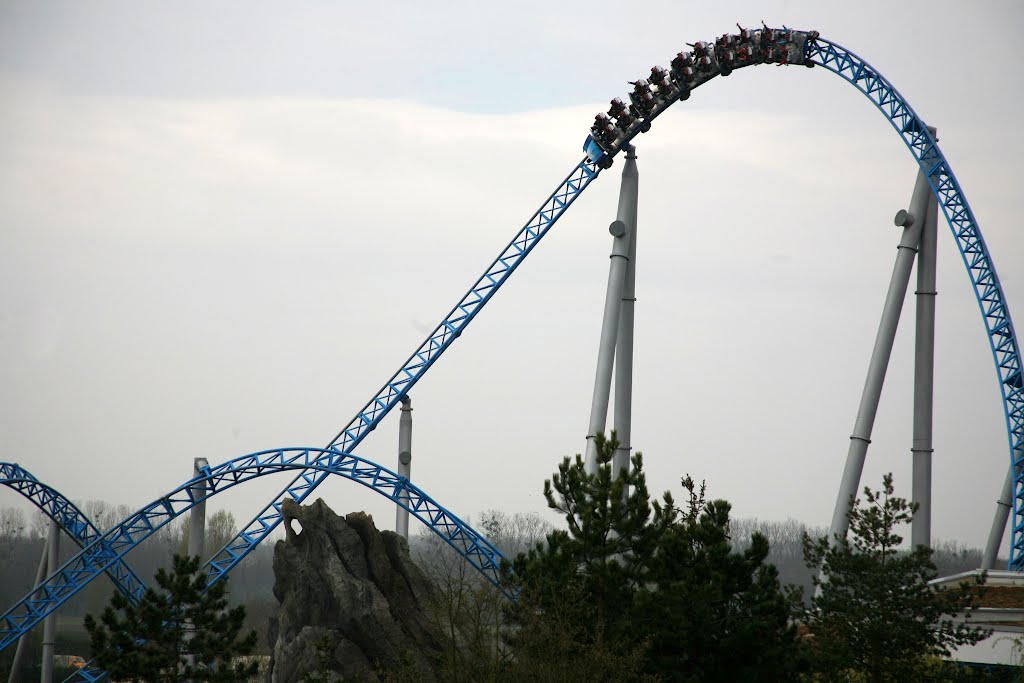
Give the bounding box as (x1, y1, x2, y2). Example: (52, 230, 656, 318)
(266, 498, 448, 682)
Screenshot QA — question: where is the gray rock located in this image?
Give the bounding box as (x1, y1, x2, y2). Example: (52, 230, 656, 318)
(266, 499, 449, 682)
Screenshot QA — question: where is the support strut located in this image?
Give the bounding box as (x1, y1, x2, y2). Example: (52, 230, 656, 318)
(585, 146, 638, 472)
(188, 457, 209, 559)
(7, 543, 48, 683)
(40, 519, 59, 683)
(396, 396, 413, 540)
(612, 158, 639, 480)
(827, 168, 930, 541)
(983, 467, 1014, 570)
(911, 133, 939, 549)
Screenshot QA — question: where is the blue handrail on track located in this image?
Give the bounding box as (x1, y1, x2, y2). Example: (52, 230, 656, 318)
(0, 449, 507, 654)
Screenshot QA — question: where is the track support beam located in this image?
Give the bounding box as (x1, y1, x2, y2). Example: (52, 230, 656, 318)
(983, 467, 1014, 570)
(828, 168, 929, 541)
(612, 154, 639, 481)
(188, 457, 209, 559)
(40, 519, 59, 683)
(7, 543, 48, 683)
(585, 147, 638, 472)
(912, 130, 939, 549)
(396, 396, 413, 540)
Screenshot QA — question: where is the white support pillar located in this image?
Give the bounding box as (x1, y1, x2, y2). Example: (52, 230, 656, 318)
(396, 396, 413, 540)
(40, 520, 59, 683)
(827, 168, 930, 542)
(612, 186, 638, 481)
(911, 138, 938, 549)
(8, 542, 49, 683)
(188, 458, 209, 560)
(585, 146, 638, 473)
(982, 467, 1014, 570)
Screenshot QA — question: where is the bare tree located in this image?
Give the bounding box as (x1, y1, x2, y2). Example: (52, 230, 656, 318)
(406, 510, 552, 681)
(174, 509, 238, 561)
(30, 508, 50, 540)
(0, 507, 26, 540)
(0, 507, 28, 578)
(79, 499, 133, 533)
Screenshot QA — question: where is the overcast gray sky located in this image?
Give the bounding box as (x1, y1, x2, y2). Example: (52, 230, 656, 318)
(2, 1, 1022, 557)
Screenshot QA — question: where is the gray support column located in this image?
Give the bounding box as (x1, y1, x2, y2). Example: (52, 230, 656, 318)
(8, 542, 49, 683)
(182, 458, 208, 677)
(188, 458, 209, 560)
(585, 146, 638, 472)
(40, 519, 59, 683)
(982, 467, 1014, 570)
(612, 181, 638, 481)
(396, 396, 413, 540)
(911, 150, 938, 549)
(827, 169, 930, 542)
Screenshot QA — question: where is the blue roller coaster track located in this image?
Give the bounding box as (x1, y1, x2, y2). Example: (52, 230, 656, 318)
(0, 448, 507, 657)
(0, 464, 147, 604)
(3, 26, 1021, 680)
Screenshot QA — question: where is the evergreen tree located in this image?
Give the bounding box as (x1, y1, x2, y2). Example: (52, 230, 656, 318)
(801, 473, 988, 682)
(85, 554, 258, 682)
(504, 433, 800, 680)
(636, 477, 801, 681)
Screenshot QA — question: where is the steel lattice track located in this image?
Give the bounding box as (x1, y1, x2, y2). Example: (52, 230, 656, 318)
(0, 464, 148, 603)
(0, 448, 507, 657)
(2, 27, 1020, 680)
(805, 37, 1023, 563)
(198, 159, 601, 592)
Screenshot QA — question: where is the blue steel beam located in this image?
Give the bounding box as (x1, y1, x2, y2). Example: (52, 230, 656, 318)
(0, 464, 147, 604)
(198, 27, 1021, 581)
(0, 448, 507, 653)
(200, 160, 601, 589)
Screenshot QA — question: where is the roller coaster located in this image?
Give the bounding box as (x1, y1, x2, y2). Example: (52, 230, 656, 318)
(2, 26, 1021, 681)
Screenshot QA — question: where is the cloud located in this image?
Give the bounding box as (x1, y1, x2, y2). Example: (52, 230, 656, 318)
(1, 4, 1022, 560)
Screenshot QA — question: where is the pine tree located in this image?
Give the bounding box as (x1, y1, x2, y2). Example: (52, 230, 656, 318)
(635, 477, 801, 681)
(85, 554, 258, 682)
(801, 473, 988, 682)
(503, 433, 800, 680)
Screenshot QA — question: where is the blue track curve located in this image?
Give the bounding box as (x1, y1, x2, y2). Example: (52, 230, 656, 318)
(1, 466, 150, 683)
(0, 464, 148, 604)
(200, 26, 1020, 584)
(805, 37, 1024, 563)
(0, 448, 507, 654)
(198, 160, 601, 591)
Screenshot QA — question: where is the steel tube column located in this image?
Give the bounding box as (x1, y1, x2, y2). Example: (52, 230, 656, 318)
(827, 170, 930, 541)
(7, 543, 48, 683)
(188, 457, 209, 559)
(911, 148, 938, 549)
(983, 467, 1014, 570)
(184, 457, 209, 674)
(585, 146, 638, 472)
(396, 396, 413, 540)
(40, 519, 59, 683)
(612, 176, 639, 480)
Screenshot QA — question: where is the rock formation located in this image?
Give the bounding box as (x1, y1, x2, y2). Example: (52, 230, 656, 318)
(266, 498, 449, 682)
